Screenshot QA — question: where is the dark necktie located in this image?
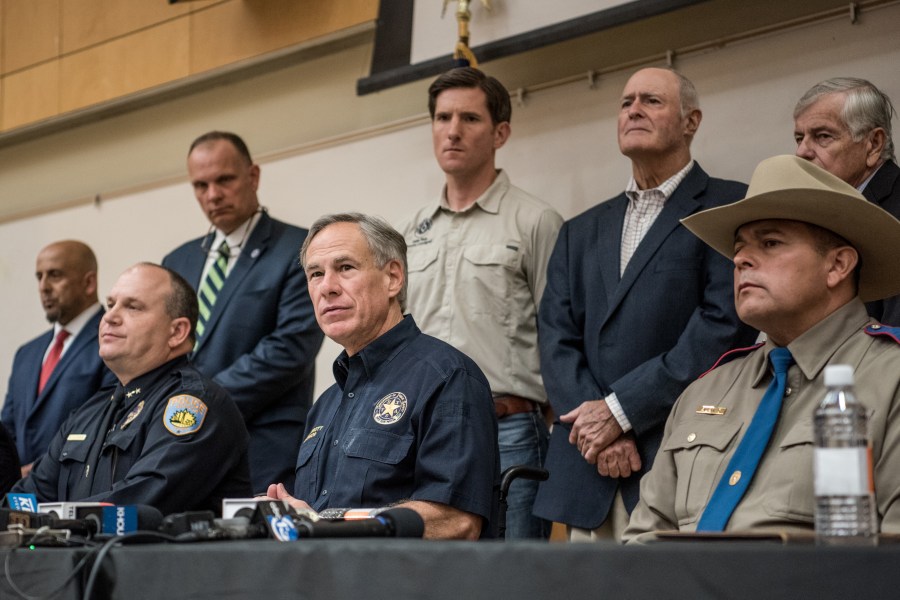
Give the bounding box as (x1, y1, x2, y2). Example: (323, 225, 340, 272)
(38, 329, 71, 394)
(696, 347, 794, 531)
(85, 386, 124, 495)
(196, 241, 230, 340)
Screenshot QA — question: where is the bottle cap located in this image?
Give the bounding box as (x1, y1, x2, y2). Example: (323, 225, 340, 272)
(824, 364, 854, 387)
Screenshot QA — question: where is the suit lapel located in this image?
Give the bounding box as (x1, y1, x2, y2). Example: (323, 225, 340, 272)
(194, 213, 273, 352)
(603, 165, 708, 326)
(862, 160, 899, 206)
(31, 309, 102, 414)
(183, 234, 213, 288)
(596, 195, 627, 308)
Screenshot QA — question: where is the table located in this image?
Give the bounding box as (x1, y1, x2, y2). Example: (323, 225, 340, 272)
(3, 538, 899, 599)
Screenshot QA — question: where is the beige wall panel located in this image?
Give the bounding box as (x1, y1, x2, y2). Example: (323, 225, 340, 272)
(2, 60, 59, 130)
(59, 19, 190, 114)
(189, 0, 377, 74)
(2, 0, 59, 74)
(61, 0, 192, 54)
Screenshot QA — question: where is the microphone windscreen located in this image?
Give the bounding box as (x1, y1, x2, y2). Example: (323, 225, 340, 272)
(379, 507, 424, 538)
(134, 505, 164, 531)
(234, 507, 256, 520)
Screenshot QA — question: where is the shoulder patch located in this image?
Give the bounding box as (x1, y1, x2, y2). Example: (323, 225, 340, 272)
(699, 343, 765, 379)
(865, 324, 900, 344)
(164, 394, 208, 436)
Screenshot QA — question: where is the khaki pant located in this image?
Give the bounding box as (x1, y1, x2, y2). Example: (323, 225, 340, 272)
(567, 490, 628, 542)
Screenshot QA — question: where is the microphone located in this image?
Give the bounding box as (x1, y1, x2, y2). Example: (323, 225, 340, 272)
(253, 499, 300, 541)
(83, 505, 164, 536)
(211, 515, 269, 540)
(161, 509, 270, 541)
(0, 507, 54, 530)
(41, 504, 164, 537)
(293, 507, 424, 539)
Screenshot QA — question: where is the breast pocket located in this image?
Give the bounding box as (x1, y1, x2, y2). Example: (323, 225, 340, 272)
(461, 244, 522, 316)
(407, 246, 439, 275)
(662, 419, 743, 527)
(406, 246, 440, 320)
(343, 428, 414, 464)
(343, 428, 415, 506)
(59, 438, 91, 465)
(295, 435, 324, 501)
(761, 419, 815, 523)
(59, 437, 92, 496)
(104, 426, 138, 454)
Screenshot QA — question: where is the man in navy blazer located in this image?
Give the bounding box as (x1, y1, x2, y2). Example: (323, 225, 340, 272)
(793, 77, 900, 325)
(162, 132, 323, 493)
(2, 241, 115, 476)
(534, 68, 757, 539)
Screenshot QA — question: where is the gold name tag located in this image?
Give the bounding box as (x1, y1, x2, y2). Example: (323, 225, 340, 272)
(696, 405, 726, 416)
(67, 433, 87, 441)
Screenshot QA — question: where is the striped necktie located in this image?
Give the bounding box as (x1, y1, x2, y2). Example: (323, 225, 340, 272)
(196, 241, 230, 340)
(696, 346, 794, 531)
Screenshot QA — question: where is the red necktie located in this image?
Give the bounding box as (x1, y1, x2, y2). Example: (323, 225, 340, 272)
(38, 329, 71, 394)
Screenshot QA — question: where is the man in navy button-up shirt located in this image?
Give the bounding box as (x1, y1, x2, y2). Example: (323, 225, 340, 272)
(267, 213, 499, 540)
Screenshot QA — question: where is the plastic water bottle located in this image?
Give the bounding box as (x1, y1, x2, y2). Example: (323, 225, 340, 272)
(813, 364, 876, 545)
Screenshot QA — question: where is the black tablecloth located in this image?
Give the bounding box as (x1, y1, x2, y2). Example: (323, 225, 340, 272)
(3, 538, 899, 600)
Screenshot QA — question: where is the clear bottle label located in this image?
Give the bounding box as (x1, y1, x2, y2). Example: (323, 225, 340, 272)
(814, 447, 869, 495)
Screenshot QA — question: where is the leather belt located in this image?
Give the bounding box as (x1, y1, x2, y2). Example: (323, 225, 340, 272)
(494, 395, 537, 418)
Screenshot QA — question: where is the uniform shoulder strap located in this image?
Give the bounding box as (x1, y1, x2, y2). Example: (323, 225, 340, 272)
(865, 324, 900, 344)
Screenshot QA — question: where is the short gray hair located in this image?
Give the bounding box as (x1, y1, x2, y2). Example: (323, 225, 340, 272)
(671, 69, 700, 117)
(299, 213, 408, 312)
(794, 77, 896, 162)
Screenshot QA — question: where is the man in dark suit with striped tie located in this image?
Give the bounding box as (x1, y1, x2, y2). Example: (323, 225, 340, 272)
(162, 132, 323, 493)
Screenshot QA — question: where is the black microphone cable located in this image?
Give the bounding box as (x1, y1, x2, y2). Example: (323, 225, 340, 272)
(81, 531, 178, 600)
(3, 527, 102, 600)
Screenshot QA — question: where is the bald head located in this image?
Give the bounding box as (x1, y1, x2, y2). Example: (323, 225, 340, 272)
(36, 241, 99, 325)
(99, 263, 195, 384)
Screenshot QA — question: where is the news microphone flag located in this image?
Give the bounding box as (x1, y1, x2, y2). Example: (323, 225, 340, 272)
(6, 494, 38, 512)
(102, 506, 138, 536)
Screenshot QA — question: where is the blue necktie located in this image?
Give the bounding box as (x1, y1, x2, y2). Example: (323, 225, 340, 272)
(696, 347, 794, 531)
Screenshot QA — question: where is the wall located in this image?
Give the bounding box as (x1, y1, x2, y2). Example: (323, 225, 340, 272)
(0, 3, 898, 403)
(0, 0, 378, 132)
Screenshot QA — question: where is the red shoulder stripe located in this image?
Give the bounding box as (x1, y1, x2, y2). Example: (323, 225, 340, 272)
(698, 342, 765, 379)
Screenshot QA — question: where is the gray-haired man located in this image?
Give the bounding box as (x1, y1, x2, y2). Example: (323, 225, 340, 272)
(793, 77, 900, 324)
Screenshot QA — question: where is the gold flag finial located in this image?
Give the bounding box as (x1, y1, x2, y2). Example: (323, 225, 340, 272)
(441, 0, 492, 68)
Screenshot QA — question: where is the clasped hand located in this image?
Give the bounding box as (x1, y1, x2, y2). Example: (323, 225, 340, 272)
(560, 400, 641, 478)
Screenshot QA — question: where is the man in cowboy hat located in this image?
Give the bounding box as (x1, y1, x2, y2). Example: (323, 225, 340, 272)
(623, 155, 900, 541)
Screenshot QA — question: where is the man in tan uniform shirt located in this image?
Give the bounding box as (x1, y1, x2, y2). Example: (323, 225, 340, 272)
(624, 155, 900, 541)
(400, 68, 562, 539)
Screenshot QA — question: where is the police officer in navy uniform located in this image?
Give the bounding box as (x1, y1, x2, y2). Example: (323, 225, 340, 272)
(13, 263, 251, 516)
(266, 213, 499, 540)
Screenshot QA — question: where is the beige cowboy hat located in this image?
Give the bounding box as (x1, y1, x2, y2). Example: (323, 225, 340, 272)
(681, 154, 900, 302)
